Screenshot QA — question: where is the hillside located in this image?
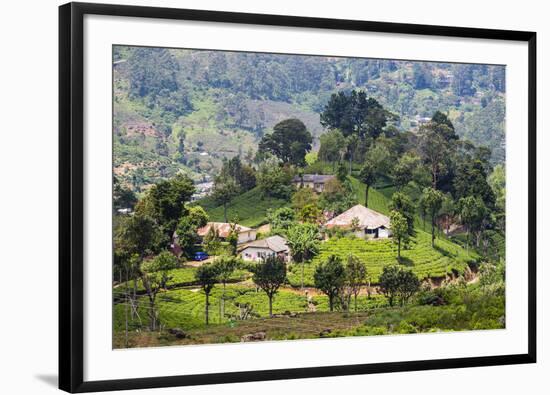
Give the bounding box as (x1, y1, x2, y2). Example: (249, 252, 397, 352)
(197, 186, 289, 227)
(198, 175, 478, 287)
(113, 46, 506, 192)
(287, 231, 476, 287)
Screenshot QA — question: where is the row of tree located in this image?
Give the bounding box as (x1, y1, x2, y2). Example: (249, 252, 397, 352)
(314, 254, 420, 311)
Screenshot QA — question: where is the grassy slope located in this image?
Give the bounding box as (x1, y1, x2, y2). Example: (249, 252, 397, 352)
(114, 285, 311, 332)
(113, 284, 387, 333)
(287, 232, 476, 287)
(197, 186, 289, 227)
(114, 266, 250, 293)
(113, 281, 503, 347)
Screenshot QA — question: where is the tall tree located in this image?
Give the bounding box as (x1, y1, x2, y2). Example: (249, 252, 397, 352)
(195, 263, 219, 325)
(140, 251, 178, 330)
(390, 210, 409, 260)
(250, 255, 287, 317)
(392, 153, 421, 190)
(345, 134, 360, 174)
(114, 212, 165, 259)
(285, 223, 320, 289)
(258, 118, 312, 166)
(458, 195, 489, 250)
(212, 256, 241, 320)
(318, 129, 346, 167)
(454, 159, 496, 209)
(212, 176, 239, 222)
(320, 90, 390, 140)
(438, 193, 456, 236)
(175, 205, 209, 257)
(219, 156, 256, 192)
(418, 121, 454, 189)
(314, 255, 346, 312)
(431, 111, 458, 140)
(226, 221, 240, 256)
(419, 187, 444, 247)
(389, 192, 416, 236)
(136, 173, 195, 239)
(359, 162, 376, 207)
(256, 157, 293, 199)
(343, 254, 367, 312)
(379, 265, 420, 307)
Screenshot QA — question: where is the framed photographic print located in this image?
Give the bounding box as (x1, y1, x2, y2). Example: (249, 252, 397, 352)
(59, 2, 537, 393)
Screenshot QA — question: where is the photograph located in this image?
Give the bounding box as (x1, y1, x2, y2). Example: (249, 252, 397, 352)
(111, 45, 507, 349)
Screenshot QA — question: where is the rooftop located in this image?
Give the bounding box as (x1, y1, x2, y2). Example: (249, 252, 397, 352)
(197, 222, 253, 238)
(240, 235, 289, 253)
(292, 174, 336, 183)
(325, 204, 390, 229)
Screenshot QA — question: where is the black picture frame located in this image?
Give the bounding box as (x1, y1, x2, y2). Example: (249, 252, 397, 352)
(59, 2, 537, 393)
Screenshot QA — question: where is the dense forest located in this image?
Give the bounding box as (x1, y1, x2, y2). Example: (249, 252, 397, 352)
(113, 46, 505, 192)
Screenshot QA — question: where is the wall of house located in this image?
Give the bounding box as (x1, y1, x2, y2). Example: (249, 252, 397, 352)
(237, 230, 257, 244)
(294, 181, 314, 189)
(241, 246, 275, 261)
(363, 227, 390, 239)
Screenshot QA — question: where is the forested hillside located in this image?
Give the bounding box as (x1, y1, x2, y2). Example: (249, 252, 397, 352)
(113, 46, 505, 192)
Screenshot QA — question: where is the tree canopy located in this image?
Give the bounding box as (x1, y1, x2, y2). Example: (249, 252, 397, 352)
(258, 118, 312, 166)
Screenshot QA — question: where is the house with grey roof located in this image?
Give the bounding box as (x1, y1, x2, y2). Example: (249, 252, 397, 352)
(325, 204, 392, 239)
(239, 235, 290, 262)
(292, 174, 336, 193)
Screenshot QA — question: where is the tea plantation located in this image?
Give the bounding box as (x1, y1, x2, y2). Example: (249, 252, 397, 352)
(287, 230, 478, 287)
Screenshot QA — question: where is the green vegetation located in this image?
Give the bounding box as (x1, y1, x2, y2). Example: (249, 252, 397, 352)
(113, 276, 504, 347)
(113, 285, 310, 333)
(114, 46, 506, 192)
(113, 48, 506, 349)
(115, 266, 250, 293)
(287, 231, 477, 288)
(198, 186, 288, 227)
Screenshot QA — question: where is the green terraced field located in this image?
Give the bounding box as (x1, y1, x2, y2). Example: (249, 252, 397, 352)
(196, 186, 289, 228)
(287, 230, 478, 287)
(114, 285, 311, 331)
(114, 266, 250, 293)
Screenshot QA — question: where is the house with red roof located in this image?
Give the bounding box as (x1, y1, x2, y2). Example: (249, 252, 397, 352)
(197, 222, 257, 245)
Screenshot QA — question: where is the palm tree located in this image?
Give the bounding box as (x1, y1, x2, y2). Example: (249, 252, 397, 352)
(285, 223, 320, 289)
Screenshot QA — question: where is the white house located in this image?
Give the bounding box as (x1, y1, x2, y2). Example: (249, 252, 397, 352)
(197, 222, 257, 244)
(325, 204, 392, 239)
(240, 235, 290, 262)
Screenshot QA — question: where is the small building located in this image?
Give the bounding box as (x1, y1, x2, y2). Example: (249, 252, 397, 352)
(197, 222, 256, 245)
(292, 174, 336, 193)
(240, 235, 291, 262)
(191, 181, 214, 201)
(325, 204, 391, 239)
